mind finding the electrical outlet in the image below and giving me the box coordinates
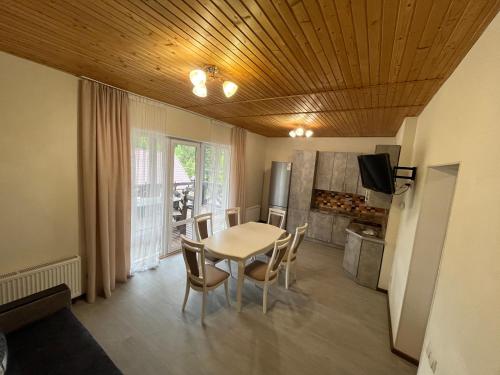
[426,344,438,374]
[430,359,438,373]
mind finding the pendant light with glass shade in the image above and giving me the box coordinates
[189,69,207,98]
[222,80,238,98]
[189,65,238,98]
[192,84,207,97]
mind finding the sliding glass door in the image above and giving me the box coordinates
[131,133,231,269]
[200,143,230,232]
[166,140,201,254]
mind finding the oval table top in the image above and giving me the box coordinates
[202,222,286,261]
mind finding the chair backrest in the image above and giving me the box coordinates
[267,208,286,229]
[225,207,241,228]
[287,223,308,261]
[266,234,292,281]
[194,213,213,240]
[180,235,206,287]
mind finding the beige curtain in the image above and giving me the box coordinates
[229,127,247,220]
[79,80,131,303]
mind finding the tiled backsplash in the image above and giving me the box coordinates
[312,189,387,217]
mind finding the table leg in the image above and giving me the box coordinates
[236,260,245,312]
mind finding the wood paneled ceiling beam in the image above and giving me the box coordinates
[215,105,424,120]
[184,78,442,108]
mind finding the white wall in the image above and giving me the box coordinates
[0,51,266,275]
[129,95,233,145]
[245,132,267,218]
[389,13,500,375]
[261,137,396,220]
[397,165,459,358]
[0,51,79,274]
[378,118,417,290]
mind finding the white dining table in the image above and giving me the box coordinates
[202,221,286,312]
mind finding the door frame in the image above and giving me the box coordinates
[165,138,202,254]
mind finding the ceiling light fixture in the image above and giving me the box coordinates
[189,66,238,98]
[223,81,238,98]
[289,127,313,138]
[189,69,206,86]
[192,84,207,98]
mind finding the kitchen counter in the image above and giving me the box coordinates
[343,222,386,290]
[345,222,385,245]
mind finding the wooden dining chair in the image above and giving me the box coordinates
[194,212,232,276]
[180,235,230,324]
[244,234,292,313]
[283,223,308,289]
[267,208,286,229]
[265,222,308,289]
[225,207,241,228]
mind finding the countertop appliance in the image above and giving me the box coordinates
[268,161,292,214]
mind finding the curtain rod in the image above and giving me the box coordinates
[80,76,233,129]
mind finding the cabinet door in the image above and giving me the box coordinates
[343,233,361,276]
[288,150,317,211]
[287,208,309,235]
[307,211,333,243]
[344,153,360,194]
[314,152,334,190]
[330,152,347,192]
[332,215,351,247]
[357,241,384,289]
[356,175,366,196]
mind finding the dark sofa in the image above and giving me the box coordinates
[0,284,121,375]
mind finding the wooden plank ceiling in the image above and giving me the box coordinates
[1,1,498,136]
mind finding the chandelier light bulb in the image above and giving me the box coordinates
[289,130,297,137]
[305,130,313,138]
[295,127,304,136]
[189,69,207,86]
[192,84,207,97]
[223,81,238,98]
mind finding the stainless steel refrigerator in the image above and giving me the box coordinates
[268,161,292,214]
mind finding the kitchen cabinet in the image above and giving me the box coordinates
[307,211,333,243]
[305,210,352,248]
[330,152,347,192]
[357,241,385,289]
[356,175,366,196]
[314,152,334,190]
[332,215,351,247]
[287,150,317,234]
[315,151,363,195]
[343,233,362,275]
[287,208,309,236]
[288,150,317,211]
[344,153,361,194]
[343,225,385,290]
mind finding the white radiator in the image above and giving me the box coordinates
[0,256,82,305]
[245,205,261,223]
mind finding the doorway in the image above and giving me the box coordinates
[396,164,459,359]
[166,139,201,254]
[131,132,231,265]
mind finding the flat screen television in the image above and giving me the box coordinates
[357,153,395,194]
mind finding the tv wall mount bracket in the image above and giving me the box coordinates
[393,166,417,181]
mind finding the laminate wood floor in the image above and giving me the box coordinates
[73,240,417,375]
